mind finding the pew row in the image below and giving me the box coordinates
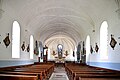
[65,63,120,80]
[79,75,120,80]
[0,74,37,80]
[0,62,55,80]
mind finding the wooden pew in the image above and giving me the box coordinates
[30,63,54,79]
[78,75,120,80]
[13,68,46,80]
[0,70,42,80]
[71,70,118,80]
[65,63,120,80]
[79,77,120,80]
[0,74,37,80]
[17,64,54,79]
[11,65,53,80]
[74,73,120,80]
[0,63,54,80]
[0,63,55,80]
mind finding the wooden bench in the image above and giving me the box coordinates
[65,63,120,80]
[13,68,46,80]
[78,75,120,80]
[0,74,37,80]
[0,70,42,80]
[0,63,55,80]
[15,64,54,79]
[79,77,120,80]
[74,73,120,80]
[73,71,119,80]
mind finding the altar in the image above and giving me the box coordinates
[55,57,65,63]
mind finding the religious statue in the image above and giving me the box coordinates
[34,40,39,55]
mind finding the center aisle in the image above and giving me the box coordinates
[49,66,69,80]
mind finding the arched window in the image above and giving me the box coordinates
[74,46,77,61]
[47,48,50,60]
[100,21,108,60]
[30,35,34,59]
[12,21,20,58]
[86,35,90,64]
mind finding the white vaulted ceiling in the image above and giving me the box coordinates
[2,0,117,50]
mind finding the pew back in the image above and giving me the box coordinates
[0,74,37,80]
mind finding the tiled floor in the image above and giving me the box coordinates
[49,67,69,80]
